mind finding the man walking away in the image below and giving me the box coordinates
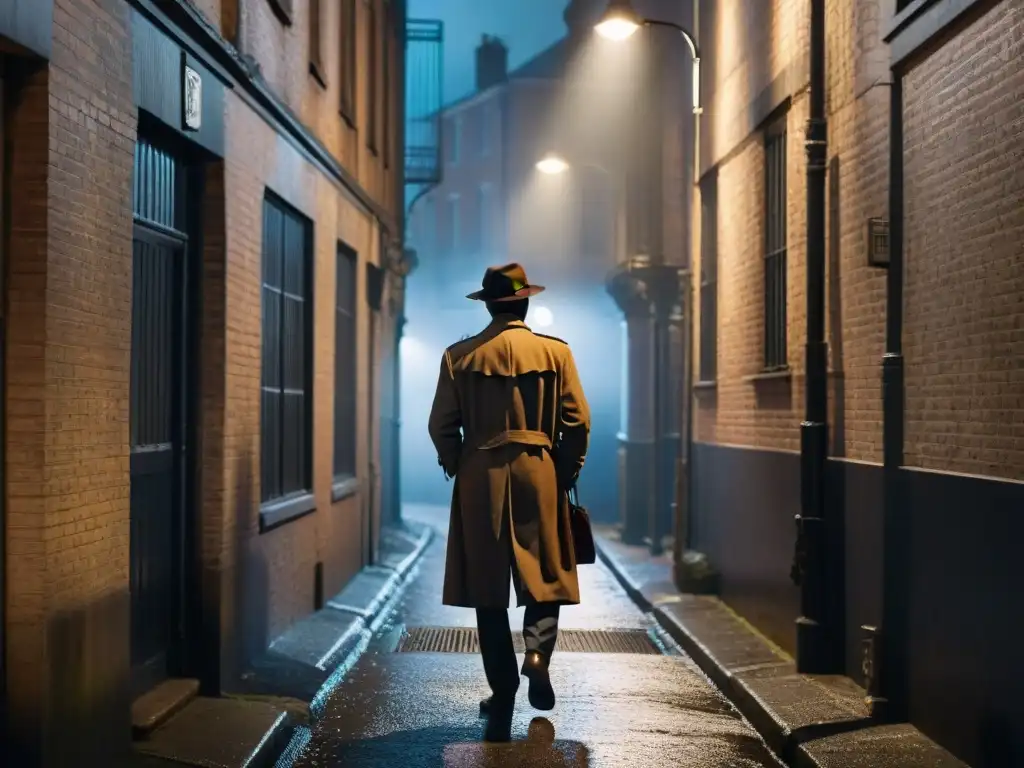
[428,263,591,727]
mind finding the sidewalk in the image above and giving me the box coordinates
[131,514,435,767]
[593,527,970,768]
[283,504,786,767]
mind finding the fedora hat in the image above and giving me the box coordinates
[466,262,546,302]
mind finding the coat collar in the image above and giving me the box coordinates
[486,315,531,334]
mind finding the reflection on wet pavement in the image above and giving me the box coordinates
[287,506,781,767]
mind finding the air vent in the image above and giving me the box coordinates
[396,627,659,654]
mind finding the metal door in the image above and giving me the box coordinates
[129,138,190,695]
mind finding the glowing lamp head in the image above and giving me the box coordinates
[595,0,642,40]
[535,154,569,175]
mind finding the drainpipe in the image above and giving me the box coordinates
[793,0,836,674]
[869,75,909,723]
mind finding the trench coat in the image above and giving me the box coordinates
[428,315,591,608]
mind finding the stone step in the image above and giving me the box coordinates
[131,678,200,737]
[134,696,291,768]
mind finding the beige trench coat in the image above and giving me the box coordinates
[428,315,591,608]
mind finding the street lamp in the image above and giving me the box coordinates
[595,0,702,115]
[536,153,569,175]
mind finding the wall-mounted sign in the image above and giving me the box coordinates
[183,63,202,132]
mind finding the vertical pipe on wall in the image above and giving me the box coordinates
[873,73,909,723]
[795,0,836,674]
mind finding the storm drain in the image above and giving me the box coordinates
[396,627,659,654]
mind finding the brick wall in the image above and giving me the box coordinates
[902,0,1024,480]
[694,0,890,463]
[5,0,137,760]
[211,90,381,679]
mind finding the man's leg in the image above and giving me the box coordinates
[476,607,518,714]
[521,600,560,710]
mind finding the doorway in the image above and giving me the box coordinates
[129,134,197,696]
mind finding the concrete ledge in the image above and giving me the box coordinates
[595,533,969,768]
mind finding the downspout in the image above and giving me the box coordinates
[794,0,838,674]
[870,72,909,723]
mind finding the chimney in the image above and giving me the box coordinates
[475,35,508,92]
[563,0,605,35]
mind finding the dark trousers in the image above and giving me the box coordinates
[476,601,560,695]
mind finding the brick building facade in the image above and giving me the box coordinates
[689,0,1024,763]
[0,0,405,763]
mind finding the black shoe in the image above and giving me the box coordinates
[479,689,517,718]
[521,650,555,711]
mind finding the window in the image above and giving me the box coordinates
[334,243,358,480]
[266,0,293,25]
[479,106,491,156]
[699,171,718,382]
[382,1,392,168]
[366,0,379,153]
[309,0,326,86]
[340,0,357,125]
[446,117,462,165]
[763,118,788,371]
[446,195,460,253]
[261,195,313,508]
[478,184,492,253]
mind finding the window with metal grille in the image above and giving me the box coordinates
[763,119,788,371]
[699,171,718,382]
[366,0,379,153]
[261,195,313,504]
[334,243,358,479]
[340,0,357,125]
[383,0,392,168]
[309,0,326,87]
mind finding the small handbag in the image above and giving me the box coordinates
[567,484,596,565]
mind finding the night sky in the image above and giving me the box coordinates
[407,0,570,102]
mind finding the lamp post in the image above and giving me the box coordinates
[594,1,716,572]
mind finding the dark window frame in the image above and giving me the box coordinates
[699,170,719,383]
[334,242,358,487]
[366,0,380,154]
[260,193,315,530]
[382,0,392,169]
[266,0,294,25]
[309,0,327,88]
[340,0,358,127]
[763,116,788,372]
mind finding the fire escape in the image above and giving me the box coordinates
[381,16,443,526]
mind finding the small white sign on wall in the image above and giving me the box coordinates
[183,64,202,132]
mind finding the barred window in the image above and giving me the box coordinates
[261,195,313,505]
[366,0,380,153]
[340,0,357,125]
[309,0,326,86]
[334,243,358,479]
[764,118,788,371]
[699,171,718,382]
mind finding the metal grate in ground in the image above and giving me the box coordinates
[396,626,660,654]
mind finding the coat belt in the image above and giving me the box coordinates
[473,429,552,451]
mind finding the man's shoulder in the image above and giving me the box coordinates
[531,331,569,346]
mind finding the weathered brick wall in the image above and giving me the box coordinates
[5,0,136,760]
[694,0,890,462]
[215,90,379,677]
[902,0,1024,480]
[188,0,399,220]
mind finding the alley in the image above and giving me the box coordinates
[286,506,781,767]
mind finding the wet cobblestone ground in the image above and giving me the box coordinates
[288,505,781,767]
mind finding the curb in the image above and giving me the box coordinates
[269,522,435,766]
[594,537,968,768]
